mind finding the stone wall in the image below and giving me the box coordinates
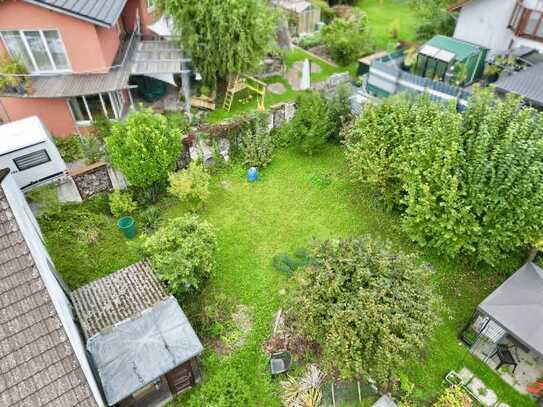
[70,162,113,200]
[185,102,298,164]
[311,72,351,93]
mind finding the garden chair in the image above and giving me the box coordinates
[489,344,518,374]
[270,351,292,376]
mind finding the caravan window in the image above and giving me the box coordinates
[13,149,51,171]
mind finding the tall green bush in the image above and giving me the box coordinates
[282,91,333,155]
[240,112,274,168]
[108,191,137,218]
[142,215,217,297]
[327,84,353,141]
[345,88,543,264]
[106,108,181,188]
[288,237,440,387]
[54,136,83,163]
[321,16,373,65]
[168,161,211,210]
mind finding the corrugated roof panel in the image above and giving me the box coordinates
[24,0,128,27]
[495,63,543,107]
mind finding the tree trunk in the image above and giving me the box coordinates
[527,246,539,263]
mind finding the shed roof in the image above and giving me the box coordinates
[71,260,169,338]
[24,0,128,28]
[0,116,50,156]
[425,35,485,61]
[0,171,97,407]
[478,262,543,356]
[87,297,203,405]
[495,63,543,108]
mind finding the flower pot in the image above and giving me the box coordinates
[117,216,136,239]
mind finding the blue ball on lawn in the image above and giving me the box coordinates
[247,167,258,182]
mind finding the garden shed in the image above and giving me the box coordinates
[414,35,488,85]
[71,260,203,407]
[271,0,321,35]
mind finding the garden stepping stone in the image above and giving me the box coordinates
[268,82,287,95]
[466,377,498,406]
[458,367,474,383]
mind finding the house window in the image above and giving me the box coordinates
[0,29,70,73]
[68,91,125,125]
[509,3,543,41]
[13,149,51,171]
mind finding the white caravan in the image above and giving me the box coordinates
[0,116,67,190]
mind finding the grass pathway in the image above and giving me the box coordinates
[169,146,382,405]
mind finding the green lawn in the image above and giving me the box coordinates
[356,0,422,49]
[38,146,535,406]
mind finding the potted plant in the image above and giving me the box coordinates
[0,56,30,94]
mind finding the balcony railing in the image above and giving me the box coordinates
[509,0,543,42]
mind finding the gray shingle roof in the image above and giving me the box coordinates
[495,63,543,108]
[71,260,169,339]
[24,0,128,27]
[0,174,98,407]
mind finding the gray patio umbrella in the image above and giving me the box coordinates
[477,262,543,357]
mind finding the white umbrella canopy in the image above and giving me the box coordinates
[148,15,174,37]
[478,262,543,356]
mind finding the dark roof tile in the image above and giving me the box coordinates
[0,184,98,406]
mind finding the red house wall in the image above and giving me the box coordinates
[0,0,121,73]
[0,97,76,137]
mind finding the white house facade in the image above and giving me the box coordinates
[452,0,543,53]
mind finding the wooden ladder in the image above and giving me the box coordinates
[223,75,245,111]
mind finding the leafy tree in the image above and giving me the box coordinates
[283,91,333,154]
[142,215,217,297]
[411,0,456,41]
[155,0,276,86]
[345,88,543,265]
[105,108,181,188]
[240,112,274,168]
[321,16,373,65]
[168,161,211,210]
[288,237,440,387]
